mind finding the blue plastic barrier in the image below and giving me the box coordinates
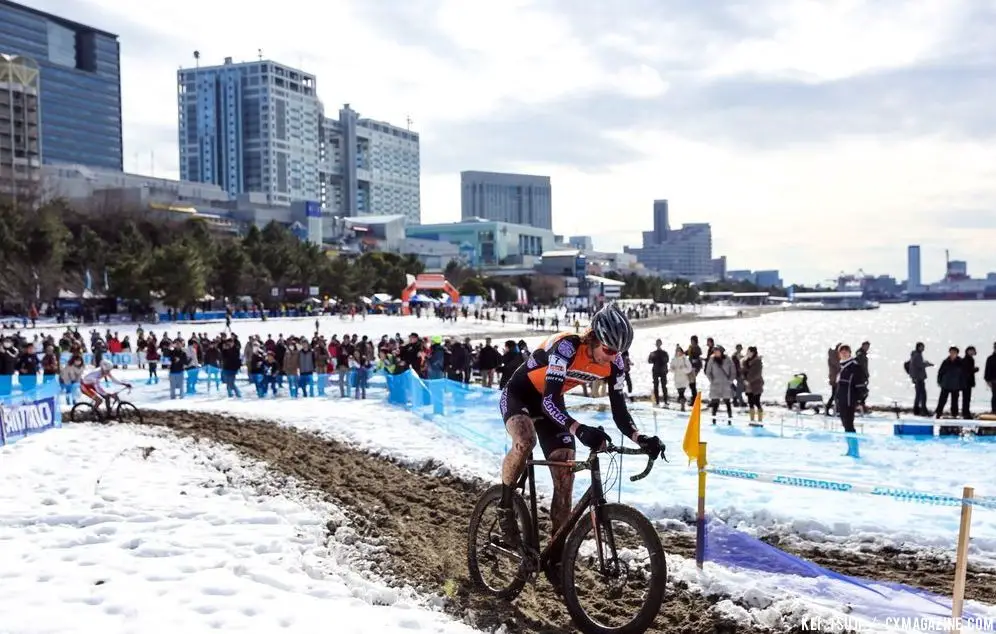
[0,381,62,447]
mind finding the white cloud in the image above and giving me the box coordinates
[702,0,963,81]
[25,0,996,284]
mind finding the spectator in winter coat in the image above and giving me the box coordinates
[826,344,842,412]
[731,344,746,407]
[478,337,500,388]
[855,341,871,408]
[427,337,446,380]
[836,345,867,434]
[336,337,354,397]
[60,353,85,404]
[648,339,670,407]
[935,347,963,418]
[669,346,692,409]
[961,346,979,420]
[41,345,60,382]
[145,338,161,384]
[283,339,301,397]
[167,341,189,400]
[220,338,242,398]
[908,343,933,416]
[298,341,316,397]
[743,347,764,423]
[986,342,996,415]
[704,346,735,425]
[498,341,522,390]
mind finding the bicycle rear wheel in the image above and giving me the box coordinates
[116,401,143,424]
[69,401,103,423]
[466,484,533,600]
[561,503,667,634]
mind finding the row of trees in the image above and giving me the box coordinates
[0,202,539,312]
[0,199,795,313]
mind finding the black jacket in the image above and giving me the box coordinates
[221,345,242,372]
[835,358,867,410]
[985,352,996,384]
[498,350,523,390]
[17,352,39,375]
[0,346,19,375]
[648,349,669,375]
[936,357,963,392]
[961,355,978,390]
[168,350,189,374]
[478,345,500,371]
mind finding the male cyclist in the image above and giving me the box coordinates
[497,304,664,572]
[81,360,132,415]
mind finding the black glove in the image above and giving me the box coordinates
[575,424,611,451]
[637,434,665,459]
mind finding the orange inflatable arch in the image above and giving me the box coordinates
[400,274,460,315]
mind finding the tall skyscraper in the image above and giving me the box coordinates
[625,201,713,278]
[907,245,921,289]
[460,171,552,230]
[653,199,669,242]
[0,54,41,197]
[177,57,322,206]
[0,0,122,170]
[322,104,420,224]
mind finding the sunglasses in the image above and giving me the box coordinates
[599,344,618,356]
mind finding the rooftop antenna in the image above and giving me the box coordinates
[406,115,413,130]
[193,50,200,69]
[258,48,263,61]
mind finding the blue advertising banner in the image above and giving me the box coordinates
[305,201,321,218]
[0,383,62,447]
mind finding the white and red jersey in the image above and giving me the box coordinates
[81,369,127,394]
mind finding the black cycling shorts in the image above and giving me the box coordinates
[499,387,575,457]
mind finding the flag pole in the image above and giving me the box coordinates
[695,441,708,569]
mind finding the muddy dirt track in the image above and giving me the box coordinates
[108,411,993,633]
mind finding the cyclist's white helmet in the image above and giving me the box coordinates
[99,360,113,372]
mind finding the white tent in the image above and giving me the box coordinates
[372,293,393,303]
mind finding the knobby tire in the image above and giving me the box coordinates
[561,503,667,634]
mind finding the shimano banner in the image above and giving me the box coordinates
[0,388,60,446]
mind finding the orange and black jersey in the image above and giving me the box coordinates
[505,332,638,439]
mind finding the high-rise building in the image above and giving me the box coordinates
[0,0,122,170]
[460,171,552,230]
[653,200,669,242]
[177,57,322,206]
[907,245,921,289]
[322,104,420,225]
[625,201,713,279]
[0,53,41,198]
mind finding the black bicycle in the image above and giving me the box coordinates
[467,441,667,634]
[69,388,143,424]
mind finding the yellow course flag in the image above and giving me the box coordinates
[682,392,703,465]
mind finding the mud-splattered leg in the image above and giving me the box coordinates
[501,415,536,487]
[547,447,575,537]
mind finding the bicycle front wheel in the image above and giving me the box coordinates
[561,503,667,634]
[116,401,143,424]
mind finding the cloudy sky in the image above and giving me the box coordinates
[28,0,996,283]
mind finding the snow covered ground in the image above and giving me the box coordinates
[0,423,476,634]
[117,387,996,632]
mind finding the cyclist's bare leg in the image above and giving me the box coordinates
[501,414,536,488]
[547,447,575,536]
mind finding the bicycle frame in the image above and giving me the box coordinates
[516,453,608,570]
